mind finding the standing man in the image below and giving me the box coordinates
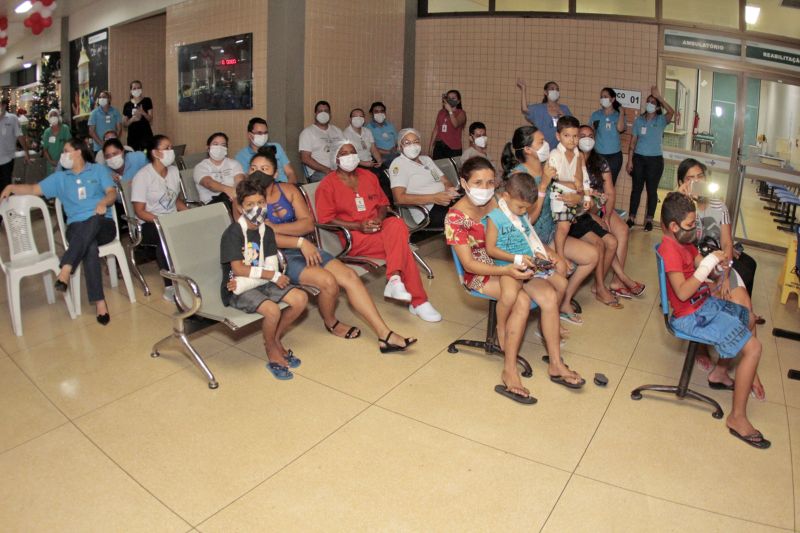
[298,100,343,182]
[0,98,30,194]
[235,117,298,183]
[87,90,123,152]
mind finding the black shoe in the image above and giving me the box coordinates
[54,279,68,292]
[643,221,653,232]
[626,218,635,228]
[96,313,110,325]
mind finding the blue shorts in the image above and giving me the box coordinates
[283,248,335,284]
[669,296,751,358]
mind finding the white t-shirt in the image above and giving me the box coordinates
[298,123,344,173]
[343,125,375,161]
[547,144,590,214]
[131,164,182,222]
[0,114,22,165]
[389,154,446,217]
[193,157,245,204]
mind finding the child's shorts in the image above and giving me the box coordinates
[229,283,295,314]
[669,296,751,358]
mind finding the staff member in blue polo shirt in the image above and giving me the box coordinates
[102,138,148,183]
[234,117,297,184]
[0,138,118,324]
[88,90,123,152]
[365,101,399,167]
[589,87,627,185]
[626,86,674,232]
[517,79,572,149]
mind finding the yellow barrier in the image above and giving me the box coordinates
[780,236,799,307]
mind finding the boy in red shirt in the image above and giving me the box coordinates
[660,192,768,449]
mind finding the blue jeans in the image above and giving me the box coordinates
[670,296,751,358]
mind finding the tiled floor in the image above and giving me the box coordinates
[1,219,798,532]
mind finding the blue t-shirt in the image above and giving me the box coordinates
[632,114,668,157]
[512,163,555,244]
[589,109,622,155]
[118,151,149,182]
[39,163,115,223]
[87,106,123,151]
[525,103,572,149]
[365,120,398,151]
[235,143,290,183]
[485,208,534,266]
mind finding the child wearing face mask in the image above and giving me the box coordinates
[460,121,494,170]
[220,178,308,381]
[659,192,768,449]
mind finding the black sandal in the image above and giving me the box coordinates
[54,279,68,293]
[325,320,361,340]
[379,331,417,354]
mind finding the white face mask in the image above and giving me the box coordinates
[316,111,330,125]
[338,153,360,172]
[464,184,495,206]
[252,133,268,147]
[600,97,612,108]
[402,144,422,159]
[48,116,60,126]
[131,89,142,98]
[474,136,488,148]
[536,140,551,162]
[106,153,125,170]
[350,116,365,128]
[373,113,386,124]
[158,149,175,167]
[98,98,109,108]
[578,138,595,153]
[547,90,560,102]
[209,145,227,160]
[645,102,657,114]
[60,152,75,170]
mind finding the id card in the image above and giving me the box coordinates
[640,126,647,135]
[49,136,56,143]
[441,124,447,133]
[552,117,558,127]
[105,115,111,124]
[77,186,87,200]
[355,195,366,212]
[605,122,612,130]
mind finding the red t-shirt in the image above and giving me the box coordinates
[315,168,390,224]
[660,235,710,317]
[434,108,466,150]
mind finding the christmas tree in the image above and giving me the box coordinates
[28,54,60,148]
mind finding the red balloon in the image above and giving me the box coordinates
[41,0,55,5]
[32,25,42,35]
[42,17,51,28]
[23,17,31,27]
[0,17,8,30]
[31,12,42,23]
[0,38,7,46]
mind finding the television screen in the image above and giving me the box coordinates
[177,33,252,112]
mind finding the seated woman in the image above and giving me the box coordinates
[0,138,118,324]
[389,128,459,229]
[675,158,765,399]
[102,138,148,184]
[246,148,416,353]
[501,125,599,325]
[316,141,442,322]
[131,134,188,302]
[193,132,246,213]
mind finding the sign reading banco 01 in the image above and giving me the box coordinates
[613,89,642,110]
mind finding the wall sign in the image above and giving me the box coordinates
[613,89,642,110]
[69,29,108,123]
[664,30,742,59]
[745,42,800,73]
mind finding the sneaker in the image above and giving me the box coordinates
[409,302,442,322]
[643,221,653,232]
[626,218,635,228]
[383,276,412,302]
[162,285,176,302]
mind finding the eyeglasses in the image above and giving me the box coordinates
[401,139,421,147]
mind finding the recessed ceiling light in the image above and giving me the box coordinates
[15,1,33,14]
[745,5,761,24]
[23,62,32,68]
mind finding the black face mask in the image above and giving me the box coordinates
[250,170,274,189]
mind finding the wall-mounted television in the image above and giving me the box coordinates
[177,33,252,112]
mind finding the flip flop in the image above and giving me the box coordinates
[596,296,624,309]
[284,350,301,369]
[728,427,771,449]
[570,298,582,314]
[379,330,417,354]
[494,384,537,405]
[559,312,583,325]
[708,379,734,391]
[629,282,646,296]
[325,319,361,339]
[610,287,633,300]
[549,373,586,389]
[266,362,293,380]
[754,314,766,325]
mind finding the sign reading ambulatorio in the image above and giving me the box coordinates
[664,30,742,59]
[745,42,800,73]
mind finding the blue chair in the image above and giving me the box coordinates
[630,244,724,419]
[446,247,534,378]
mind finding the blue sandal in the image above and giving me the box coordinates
[266,362,294,380]
[284,350,301,369]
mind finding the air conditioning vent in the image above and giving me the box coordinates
[780,0,800,8]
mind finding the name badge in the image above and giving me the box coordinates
[49,136,56,143]
[361,140,367,150]
[552,117,558,127]
[77,186,87,200]
[441,124,447,133]
[105,115,111,124]
[605,122,611,130]
[382,132,389,139]
[640,126,647,135]
[355,194,366,212]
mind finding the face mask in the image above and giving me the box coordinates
[98,98,109,108]
[131,89,142,98]
[402,144,421,159]
[338,153,360,172]
[373,113,386,124]
[250,170,274,189]
[48,116,59,126]
[547,90,560,102]
[158,149,175,167]
[675,225,699,244]
[578,138,595,153]
[316,112,330,125]
[244,206,265,225]
[209,145,227,160]
[600,97,612,108]
[646,102,657,114]
[536,140,551,162]
[350,116,365,128]
[464,184,495,206]
[106,154,125,170]
[446,98,459,107]
[252,133,268,147]
[474,136,488,149]
[60,152,74,170]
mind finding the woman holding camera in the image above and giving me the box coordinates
[429,89,466,159]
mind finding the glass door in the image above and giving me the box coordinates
[733,77,800,250]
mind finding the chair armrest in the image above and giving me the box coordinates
[315,222,353,258]
[393,204,431,233]
[184,200,204,209]
[159,270,202,318]
[121,215,143,246]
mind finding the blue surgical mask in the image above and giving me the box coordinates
[646,102,657,114]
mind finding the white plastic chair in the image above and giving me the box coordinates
[54,199,136,314]
[0,195,77,336]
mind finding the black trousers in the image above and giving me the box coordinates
[629,154,664,220]
[140,221,171,287]
[63,215,117,302]
[600,151,623,186]
[432,141,462,160]
[427,203,448,229]
[0,159,13,191]
[732,251,757,296]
